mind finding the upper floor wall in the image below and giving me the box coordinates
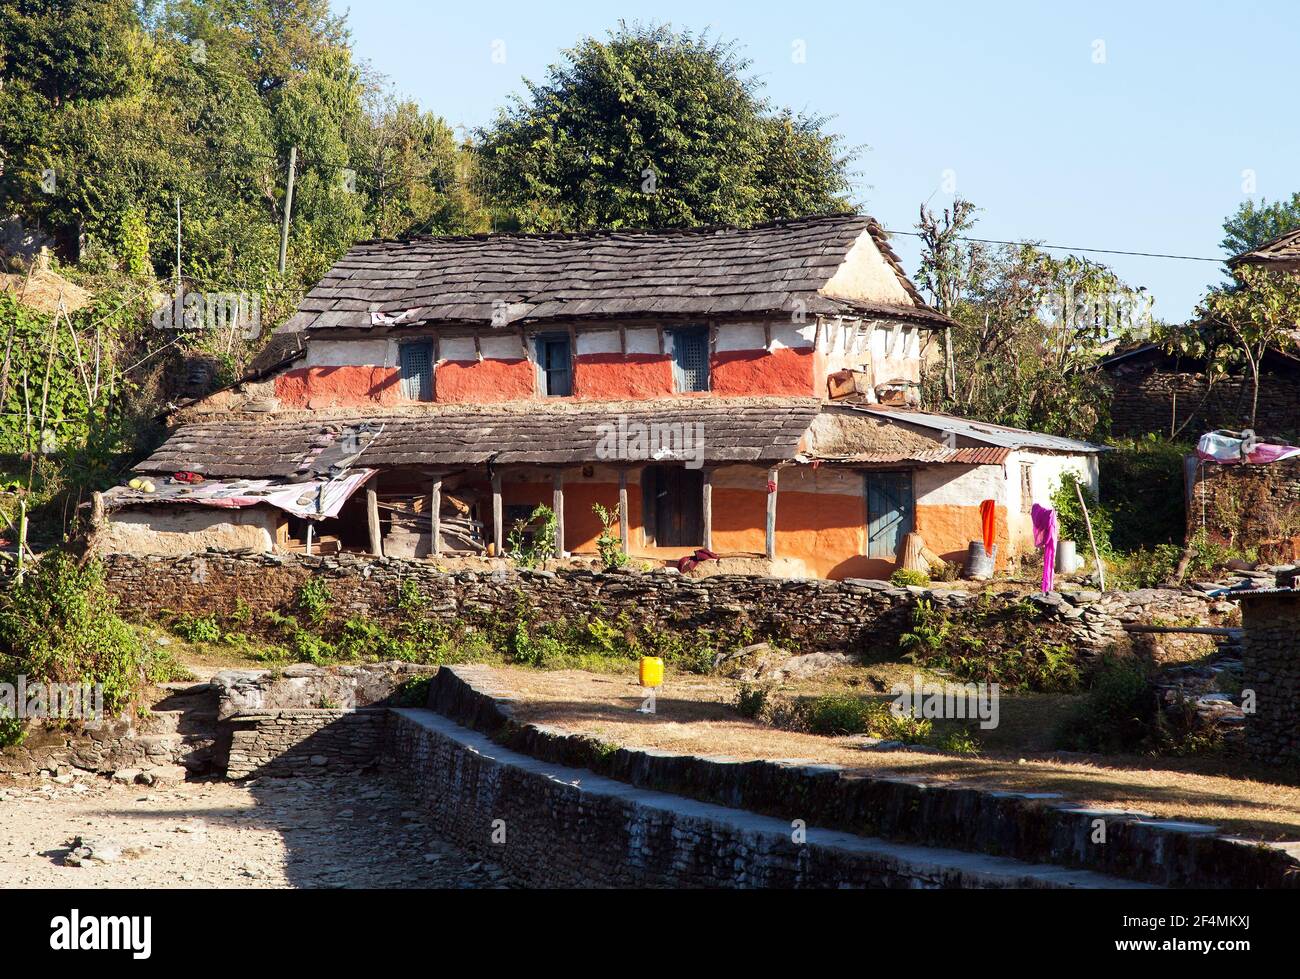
[269,315,940,409]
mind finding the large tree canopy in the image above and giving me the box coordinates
[0,0,486,295]
[477,22,856,231]
[1221,193,1300,257]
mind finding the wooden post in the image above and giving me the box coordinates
[702,469,713,551]
[15,498,26,583]
[430,477,442,557]
[367,482,382,557]
[305,522,314,557]
[491,472,503,555]
[1074,480,1106,592]
[765,468,778,561]
[618,470,630,555]
[278,145,297,274]
[552,471,565,556]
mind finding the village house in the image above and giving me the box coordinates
[1101,229,1300,441]
[93,215,1100,580]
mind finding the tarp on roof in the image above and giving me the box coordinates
[1197,431,1300,466]
[101,469,376,520]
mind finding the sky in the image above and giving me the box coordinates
[331,0,1300,323]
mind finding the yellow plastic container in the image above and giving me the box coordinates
[639,656,664,689]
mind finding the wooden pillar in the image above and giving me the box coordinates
[491,471,503,555]
[367,481,382,557]
[552,471,565,555]
[430,476,442,556]
[618,470,630,555]
[702,469,713,551]
[765,467,778,561]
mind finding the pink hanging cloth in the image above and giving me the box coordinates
[1031,504,1058,594]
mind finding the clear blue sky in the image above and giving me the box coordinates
[331,0,1300,323]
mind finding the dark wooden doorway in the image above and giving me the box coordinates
[646,465,703,547]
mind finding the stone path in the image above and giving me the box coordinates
[0,771,512,888]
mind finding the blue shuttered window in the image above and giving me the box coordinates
[535,334,572,396]
[866,471,914,559]
[670,327,709,393]
[399,341,433,401]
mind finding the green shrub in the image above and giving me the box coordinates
[890,567,929,587]
[735,682,769,719]
[0,554,144,740]
[1055,653,1152,753]
[938,728,981,755]
[507,505,557,568]
[1101,437,1192,551]
[592,503,628,570]
[295,578,333,626]
[172,613,222,644]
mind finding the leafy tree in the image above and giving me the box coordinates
[1221,193,1300,257]
[915,197,1150,440]
[478,22,854,231]
[1196,263,1300,427]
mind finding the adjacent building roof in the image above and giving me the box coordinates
[1230,228,1300,268]
[135,398,824,477]
[849,405,1103,454]
[280,214,953,334]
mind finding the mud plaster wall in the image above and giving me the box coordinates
[93,506,279,557]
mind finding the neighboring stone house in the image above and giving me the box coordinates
[1100,342,1300,441]
[1102,228,1300,441]
[95,215,1100,580]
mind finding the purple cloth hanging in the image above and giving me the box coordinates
[1031,504,1058,594]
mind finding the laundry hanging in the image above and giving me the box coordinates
[978,499,996,558]
[1031,503,1058,594]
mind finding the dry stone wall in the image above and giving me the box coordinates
[99,551,1233,658]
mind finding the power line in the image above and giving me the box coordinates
[882,228,1226,263]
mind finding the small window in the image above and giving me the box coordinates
[399,341,433,401]
[535,333,572,397]
[670,327,709,393]
[1020,463,1034,514]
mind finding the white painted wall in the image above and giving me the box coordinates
[914,464,1008,507]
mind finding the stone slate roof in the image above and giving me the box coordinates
[136,399,824,477]
[1231,228,1300,267]
[281,214,952,333]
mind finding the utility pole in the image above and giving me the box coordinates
[278,146,297,275]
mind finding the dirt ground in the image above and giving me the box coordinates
[487,664,1300,841]
[0,771,510,889]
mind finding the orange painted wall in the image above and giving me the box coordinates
[275,366,403,409]
[914,503,1010,570]
[502,477,642,553]
[572,353,674,399]
[710,347,815,397]
[434,359,535,403]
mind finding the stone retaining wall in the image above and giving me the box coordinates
[384,707,1141,889]
[225,709,388,779]
[426,666,1300,889]
[1238,592,1300,766]
[99,551,1233,657]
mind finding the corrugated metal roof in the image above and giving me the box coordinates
[810,446,1011,465]
[848,405,1103,454]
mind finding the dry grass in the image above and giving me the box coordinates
[485,663,1300,841]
